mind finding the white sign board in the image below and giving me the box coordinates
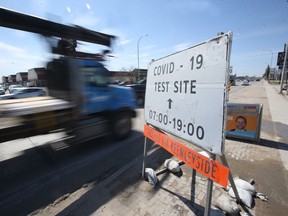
[144,33,232,155]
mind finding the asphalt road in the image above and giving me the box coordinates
[229,81,251,96]
[0,108,151,215]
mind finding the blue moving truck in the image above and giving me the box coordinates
[46,57,137,141]
[0,8,137,142]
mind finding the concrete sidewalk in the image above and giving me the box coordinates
[264,81,288,172]
[34,80,288,216]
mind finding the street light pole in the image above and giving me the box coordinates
[137,34,148,81]
[268,50,273,67]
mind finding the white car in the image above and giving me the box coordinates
[241,80,249,86]
[8,84,25,93]
[0,87,46,99]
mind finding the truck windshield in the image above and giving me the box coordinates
[81,66,109,87]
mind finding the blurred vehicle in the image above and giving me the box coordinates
[26,81,35,87]
[0,87,5,95]
[119,80,133,85]
[107,80,121,85]
[241,80,249,86]
[125,78,147,106]
[8,84,24,93]
[256,78,261,81]
[0,8,137,143]
[0,87,46,99]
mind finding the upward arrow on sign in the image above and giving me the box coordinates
[168,98,173,109]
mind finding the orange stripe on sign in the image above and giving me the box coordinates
[144,124,229,188]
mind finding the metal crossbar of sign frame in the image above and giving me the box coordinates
[144,32,232,155]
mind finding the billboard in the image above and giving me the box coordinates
[226,103,263,142]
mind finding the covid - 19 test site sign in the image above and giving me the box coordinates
[144,32,232,155]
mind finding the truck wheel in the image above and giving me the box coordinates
[112,111,132,140]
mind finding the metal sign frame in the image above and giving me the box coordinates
[144,32,233,155]
[142,32,247,216]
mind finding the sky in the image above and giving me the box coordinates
[0,0,288,79]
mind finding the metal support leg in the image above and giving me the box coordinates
[220,154,250,213]
[191,169,196,204]
[220,154,241,203]
[204,154,216,216]
[142,137,148,179]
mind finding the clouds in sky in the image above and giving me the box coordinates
[1,0,288,77]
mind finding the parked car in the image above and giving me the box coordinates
[107,80,121,85]
[0,87,46,99]
[8,84,25,93]
[125,78,147,106]
[118,80,133,86]
[241,80,249,86]
[0,87,5,95]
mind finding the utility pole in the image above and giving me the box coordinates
[280,44,288,93]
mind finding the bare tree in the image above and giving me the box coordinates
[120,66,135,72]
[119,66,136,82]
[265,65,270,82]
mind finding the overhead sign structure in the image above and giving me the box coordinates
[277,52,286,66]
[144,33,232,155]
